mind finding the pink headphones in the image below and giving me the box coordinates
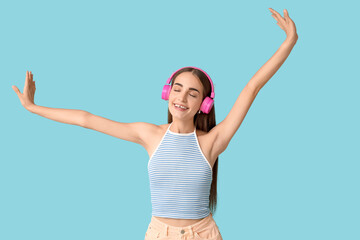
[161,66,215,114]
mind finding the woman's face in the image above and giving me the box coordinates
[169,72,204,119]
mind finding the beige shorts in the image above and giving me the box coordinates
[145,212,223,240]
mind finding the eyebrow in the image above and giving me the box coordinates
[174,83,200,93]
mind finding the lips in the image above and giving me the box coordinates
[174,103,188,111]
[174,103,188,109]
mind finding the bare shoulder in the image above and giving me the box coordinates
[139,121,161,138]
[137,122,165,149]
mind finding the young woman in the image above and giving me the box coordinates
[12,8,297,240]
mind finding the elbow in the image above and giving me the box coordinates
[246,83,260,96]
[80,111,91,128]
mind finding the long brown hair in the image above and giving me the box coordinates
[167,67,219,216]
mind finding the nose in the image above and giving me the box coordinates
[177,91,187,103]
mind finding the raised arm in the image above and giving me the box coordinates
[82,113,157,146]
[27,105,87,126]
[208,8,298,158]
[12,71,155,146]
[12,71,88,127]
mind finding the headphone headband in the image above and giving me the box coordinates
[166,66,215,99]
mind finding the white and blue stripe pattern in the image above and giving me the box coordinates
[148,122,213,219]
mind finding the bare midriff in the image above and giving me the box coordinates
[153,216,205,227]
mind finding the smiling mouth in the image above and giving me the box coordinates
[174,103,188,110]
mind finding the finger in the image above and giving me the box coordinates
[270,8,285,23]
[271,14,283,25]
[282,10,287,23]
[25,71,29,89]
[270,9,280,21]
[285,9,289,17]
[12,85,21,95]
[283,9,290,22]
[271,13,280,22]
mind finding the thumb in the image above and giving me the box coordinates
[284,9,289,18]
[12,85,21,95]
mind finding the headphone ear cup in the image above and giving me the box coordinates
[162,85,171,100]
[200,97,214,114]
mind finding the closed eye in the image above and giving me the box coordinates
[174,90,197,98]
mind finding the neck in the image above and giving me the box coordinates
[170,120,195,134]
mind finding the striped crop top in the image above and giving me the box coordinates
[148,122,213,219]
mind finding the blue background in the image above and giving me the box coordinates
[1,0,359,239]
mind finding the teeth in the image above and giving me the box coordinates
[175,104,187,109]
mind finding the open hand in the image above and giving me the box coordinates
[12,71,36,110]
[269,8,298,40]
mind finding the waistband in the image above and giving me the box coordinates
[149,213,214,238]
